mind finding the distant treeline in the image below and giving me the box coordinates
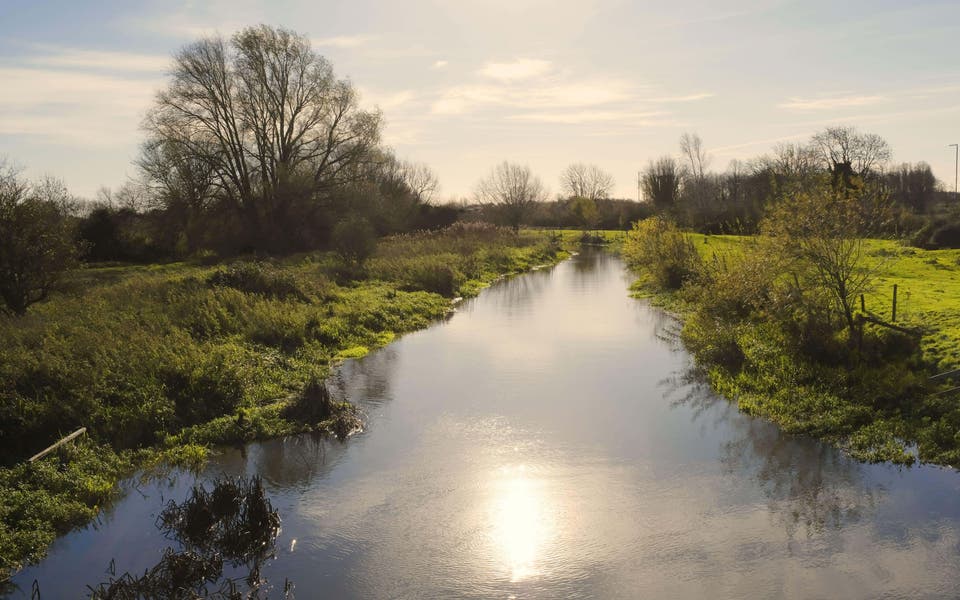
[3,24,959,319]
[636,130,957,245]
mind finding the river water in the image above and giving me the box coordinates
[10,250,960,598]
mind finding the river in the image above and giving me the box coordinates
[9,250,960,598]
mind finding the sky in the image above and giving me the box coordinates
[1,0,958,201]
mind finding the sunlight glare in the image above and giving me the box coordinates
[490,464,552,582]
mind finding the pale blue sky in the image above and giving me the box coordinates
[1,0,958,199]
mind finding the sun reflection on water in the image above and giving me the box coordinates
[489,464,552,582]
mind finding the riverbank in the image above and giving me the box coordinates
[625,231,960,468]
[0,224,568,583]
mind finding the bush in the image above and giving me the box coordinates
[282,377,334,424]
[207,261,306,301]
[623,217,702,289]
[0,169,80,315]
[402,257,464,296]
[332,217,377,269]
[929,222,960,249]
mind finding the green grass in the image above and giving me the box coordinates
[630,233,960,467]
[693,235,960,371]
[0,224,567,581]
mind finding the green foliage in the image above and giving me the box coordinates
[332,216,378,269]
[568,196,599,231]
[0,440,132,580]
[623,216,702,290]
[206,261,307,301]
[0,168,80,316]
[632,231,960,467]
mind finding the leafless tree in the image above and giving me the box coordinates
[144,25,381,248]
[559,163,615,201]
[641,156,682,209]
[810,126,891,178]
[679,132,710,181]
[769,142,820,181]
[401,161,440,204]
[475,161,547,231]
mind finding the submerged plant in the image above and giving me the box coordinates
[88,476,286,599]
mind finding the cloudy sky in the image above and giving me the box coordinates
[1,0,958,200]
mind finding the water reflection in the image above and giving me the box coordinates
[663,364,881,537]
[489,464,551,582]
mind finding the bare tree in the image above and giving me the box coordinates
[679,132,711,181]
[769,142,820,181]
[401,161,440,205]
[641,156,682,209]
[475,161,547,231]
[139,138,219,251]
[144,25,381,248]
[559,163,615,201]
[810,126,891,178]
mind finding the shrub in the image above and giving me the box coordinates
[929,223,960,249]
[207,261,305,301]
[403,258,464,296]
[332,217,377,269]
[0,169,80,315]
[282,377,334,424]
[623,216,702,289]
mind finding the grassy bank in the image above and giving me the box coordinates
[627,231,960,467]
[688,235,960,372]
[0,224,567,582]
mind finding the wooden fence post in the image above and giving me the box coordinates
[892,284,898,323]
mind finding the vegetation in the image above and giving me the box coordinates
[88,475,286,599]
[622,217,701,290]
[0,166,80,316]
[626,218,960,467]
[0,226,566,582]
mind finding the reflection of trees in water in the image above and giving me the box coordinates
[661,365,882,539]
[235,434,333,491]
[330,346,398,409]
[481,268,553,318]
[569,248,622,292]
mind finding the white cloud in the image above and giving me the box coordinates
[778,94,886,111]
[311,34,377,49]
[646,92,715,103]
[506,110,668,124]
[359,88,416,111]
[26,47,170,73]
[431,81,634,115]
[479,58,553,81]
[0,67,158,145]
[432,60,449,69]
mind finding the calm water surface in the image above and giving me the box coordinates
[11,251,960,598]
